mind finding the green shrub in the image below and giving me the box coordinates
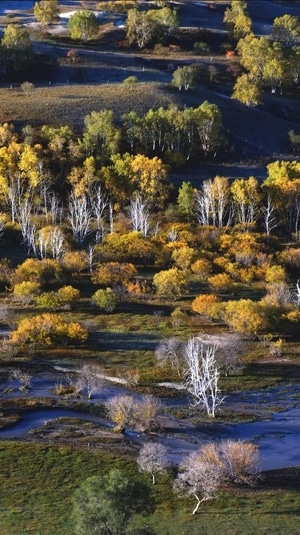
[123,75,139,85]
[92,288,117,312]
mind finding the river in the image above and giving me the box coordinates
[1,371,300,472]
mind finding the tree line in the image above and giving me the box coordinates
[0,116,300,258]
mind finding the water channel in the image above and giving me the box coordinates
[1,370,300,472]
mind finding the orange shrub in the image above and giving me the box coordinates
[191,294,221,316]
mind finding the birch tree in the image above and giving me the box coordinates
[47,192,63,226]
[272,14,300,49]
[68,10,98,42]
[34,0,59,25]
[262,194,280,236]
[223,0,252,41]
[183,337,224,417]
[129,193,150,236]
[18,198,36,254]
[1,24,33,72]
[231,176,261,228]
[46,226,65,260]
[196,176,231,227]
[294,280,300,308]
[68,192,92,245]
[172,66,196,91]
[126,9,155,49]
[195,183,210,226]
[90,185,108,239]
[193,101,223,156]
[35,226,65,260]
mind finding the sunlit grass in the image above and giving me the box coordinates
[0,442,300,535]
[0,442,125,534]
[0,81,181,133]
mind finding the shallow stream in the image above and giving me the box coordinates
[1,371,300,471]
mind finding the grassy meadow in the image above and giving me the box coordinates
[1,442,300,535]
[0,82,181,132]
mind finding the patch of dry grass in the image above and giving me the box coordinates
[0,82,181,132]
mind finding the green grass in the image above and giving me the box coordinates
[0,442,300,535]
[0,442,131,534]
[3,297,300,395]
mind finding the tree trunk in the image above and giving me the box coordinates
[192,493,210,514]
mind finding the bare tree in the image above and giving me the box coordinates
[48,226,65,259]
[87,244,95,272]
[109,200,114,234]
[0,338,19,359]
[18,198,36,254]
[155,337,183,377]
[0,304,14,327]
[47,192,63,225]
[34,226,66,260]
[184,337,224,417]
[68,192,92,245]
[74,364,104,400]
[7,174,24,224]
[293,279,300,308]
[35,228,48,259]
[0,218,5,243]
[174,444,223,514]
[262,194,280,236]
[263,283,292,310]
[195,184,210,226]
[10,368,32,389]
[106,394,161,432]
[196,334,244,377]
[133,395,161,432]
[221,439,260,484]
[129,194,150,236]
[137,442,169,484]
[175,440,259,514]
[167,226,179,242]
[90,185,108,238]
[105,394,135,431]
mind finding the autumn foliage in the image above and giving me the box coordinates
[10,313,88,347]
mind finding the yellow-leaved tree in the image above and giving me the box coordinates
[130,154,169,206]
[13,281,41,305]
[10,313,87,350]
[153,267,188,298]
[222,299,268,336]
[12,258,62,285]
[91,262,137,288]
[263,160,300,236]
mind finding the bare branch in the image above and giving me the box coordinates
[184,337,224,417]
[155,337,183,377]
[137,442,169,484]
